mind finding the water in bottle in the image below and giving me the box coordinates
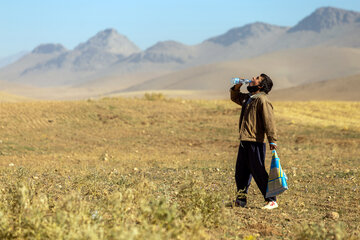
[231,78,252,85]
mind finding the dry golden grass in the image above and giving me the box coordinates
[0,96,359,239]
[0,91,31,102]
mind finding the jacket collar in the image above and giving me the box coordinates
[250,92,266,99]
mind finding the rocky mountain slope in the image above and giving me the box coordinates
[0,7,359,94]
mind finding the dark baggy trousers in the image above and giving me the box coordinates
[235,141,276,202]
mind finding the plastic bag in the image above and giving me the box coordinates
[265,150,288,198]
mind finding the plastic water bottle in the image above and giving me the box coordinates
[231,78,251,85]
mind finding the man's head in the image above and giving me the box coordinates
[248,73,273,94]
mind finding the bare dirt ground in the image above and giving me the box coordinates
[0,95,359,239]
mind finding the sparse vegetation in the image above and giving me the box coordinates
[0,98,359,239]
[143,92,165,101]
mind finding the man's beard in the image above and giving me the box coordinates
[247,85,260,93]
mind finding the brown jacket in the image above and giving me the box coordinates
[230,87,277,144]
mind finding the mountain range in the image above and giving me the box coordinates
[0,51,28,68]
[0,6,360,100]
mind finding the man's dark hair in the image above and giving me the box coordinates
[260,73,273,94]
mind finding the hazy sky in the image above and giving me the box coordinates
[1,0,359,58]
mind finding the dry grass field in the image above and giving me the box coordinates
[0,95,359,239]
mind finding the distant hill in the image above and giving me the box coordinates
[271,74,360,101]
[206,22,288,47]
[0,29,140,86]
[0,90,30,102]
[119,46,360,92]
[0,6,359,100]
[0,44,66,79]
[0,51,29,69]
[127,41,196,64]
[288,7,360,33]
[110,71,360,101]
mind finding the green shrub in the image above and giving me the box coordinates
[144,93,165,101]
[295,222,356,240]
[176,180,225,227]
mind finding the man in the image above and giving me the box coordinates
[230,73,278,210]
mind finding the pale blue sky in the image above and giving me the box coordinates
[0,0,359,58]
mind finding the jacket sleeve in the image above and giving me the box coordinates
[230,86,248,106]
[259,98,277,144]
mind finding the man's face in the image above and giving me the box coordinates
[249,75,263,86]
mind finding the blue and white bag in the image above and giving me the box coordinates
[265,150,288,198]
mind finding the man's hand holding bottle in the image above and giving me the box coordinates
[232,77,251,91]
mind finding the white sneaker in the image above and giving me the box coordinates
[261,201,278,210]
